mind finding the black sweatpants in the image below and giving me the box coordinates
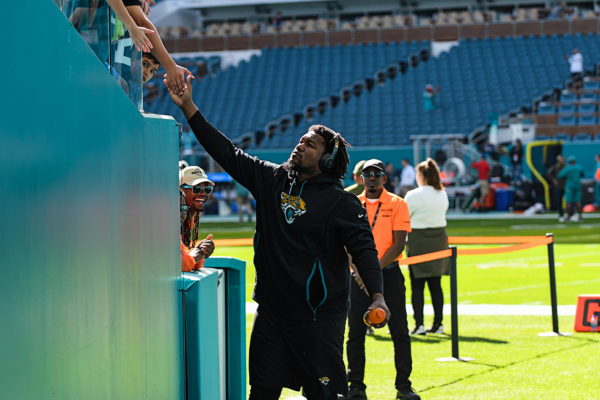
[346,264,412,391]
[409,269,444,327]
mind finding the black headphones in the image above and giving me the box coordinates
[319,135,340,171]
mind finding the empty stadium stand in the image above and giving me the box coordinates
[146,33,599,151]
[157,5,600,52]
[144,40,428,140]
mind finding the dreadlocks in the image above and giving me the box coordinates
[181,212,200,248]
[310,124,351,180]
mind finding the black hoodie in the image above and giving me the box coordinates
[188,112,383,321]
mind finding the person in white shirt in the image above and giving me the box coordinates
[565,48,583,90]
[399,159,416,197]
[404,158,449,335]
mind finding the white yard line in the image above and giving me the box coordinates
[245,302,578,316]
[460,278,600,296]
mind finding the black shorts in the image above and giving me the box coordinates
[122,0,140,6]
[249,307,348,398]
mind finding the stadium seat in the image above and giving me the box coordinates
[554,133,571,141]
[558,115,576,125]
[560,93,578,103]
[573,133,592,142]
[558,104,576,114]
[580,92,598,102]
[583,81,600,90]
[537,104,555,114]
[578,103,596,114]
[578,114,597,125]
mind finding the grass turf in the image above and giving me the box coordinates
[243,315,600,399]
[203,218,600,399]
[200,216,600,243]
[211,244,600,307]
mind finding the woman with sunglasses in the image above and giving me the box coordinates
[179,166,216,272]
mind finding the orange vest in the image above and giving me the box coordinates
[357,188,411,261]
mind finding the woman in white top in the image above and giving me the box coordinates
[404,158,449,335]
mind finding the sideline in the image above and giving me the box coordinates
[245,302,576,316]
[201,212,600,223]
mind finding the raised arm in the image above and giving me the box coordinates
[165,75,275,192]
[105,0,153,53]
[126,3,192,95]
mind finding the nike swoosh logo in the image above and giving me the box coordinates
[358,213,365,218]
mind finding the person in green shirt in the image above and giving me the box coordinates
[558,155,584,222]
[345,160,366,195]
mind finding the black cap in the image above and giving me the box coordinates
[362,159,385,172]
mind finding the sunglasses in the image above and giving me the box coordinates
[181,184,214,194]
[362,171,386,178]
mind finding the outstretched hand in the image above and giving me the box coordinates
[129,26,154,53]
[164,74,193,106]
[164,64,194,96]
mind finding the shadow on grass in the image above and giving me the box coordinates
[371,333,509,345]
[419,335,600,394]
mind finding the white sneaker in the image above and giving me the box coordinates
[427,324,445,334]
[410,325,426,335]
[569,215,581,222]
[558,216,566,223]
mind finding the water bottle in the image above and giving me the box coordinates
[591,314,598,333]
[363,308,386,327]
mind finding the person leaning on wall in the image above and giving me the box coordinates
[180,166,215,272]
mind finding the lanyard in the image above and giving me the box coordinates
[363,202,381,231]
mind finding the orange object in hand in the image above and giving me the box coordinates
[363,308,386,327]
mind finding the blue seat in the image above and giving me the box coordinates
[578,115,597,125]
[560,93,578,103]
[580,92,598,102]
[578,103,596,114]
[558,104,576,114]
[558,115,576,125]
[573,133,592,142]
[554,133,571,141]
[535,135,551,141]
[537,104,555,114]
[583,81,600,90]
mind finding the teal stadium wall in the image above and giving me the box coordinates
[1,2,182,399]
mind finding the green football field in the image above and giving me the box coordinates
[203,217,600,399]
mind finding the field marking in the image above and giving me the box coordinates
[510,224,600,230]
[476,262,563,269]
[245,302,577,316]
[581,263,600,267]
[460,278,600,296]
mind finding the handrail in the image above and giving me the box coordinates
[525,140,563,209]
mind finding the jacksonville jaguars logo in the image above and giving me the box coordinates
[280,192,307,224]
